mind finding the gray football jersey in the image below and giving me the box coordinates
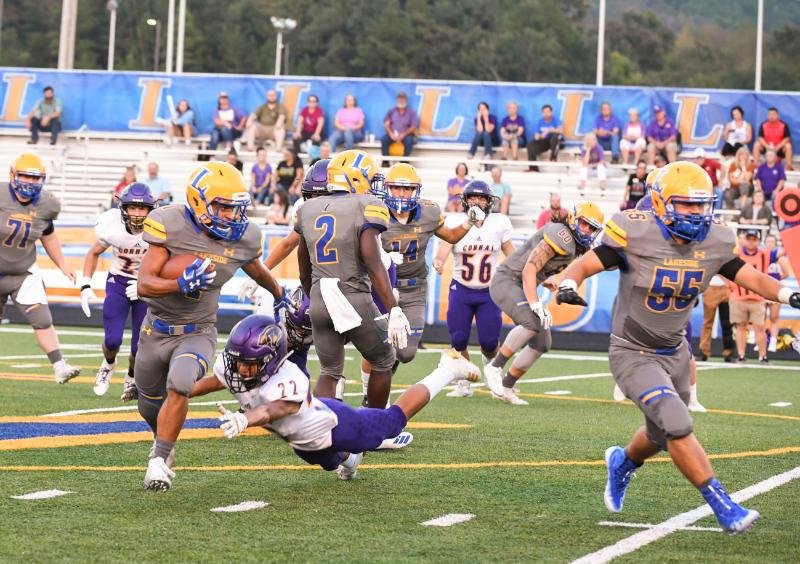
[295,193,390,293]
[496,222,578,284]
[142,205,263,324]
[602,210,737,349]
[0,184,61,275]
[381,199,444,281]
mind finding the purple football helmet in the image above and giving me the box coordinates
[301,158,331,199]
[461,179,496,215]
[284,286,312,349]
[119,182,157,231]
[223,314,288,392]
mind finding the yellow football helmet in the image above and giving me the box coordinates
[326,149,380,194]
[649,161,715,241]
[383,163,422,213]
[9,152,46,203]
[185,161,251,241]
[567,201,604,248]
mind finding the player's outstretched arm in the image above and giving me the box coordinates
[82,241,108,282]
[189,375,226,398]
[263,231,301,270]
[721,257,800,306]
[137,244,181,297]
[242,258,283,301]
[559,248,610,288]
[40,231,76,284]
[556,248,613,306]
[435,210,483,244]
[433,240,452,274]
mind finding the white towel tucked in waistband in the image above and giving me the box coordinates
[319,278,362,333]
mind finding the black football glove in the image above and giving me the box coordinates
[790,292,800,309]
[555,279,588,307]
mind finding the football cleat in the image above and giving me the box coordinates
[701,478,760,534]
[376,432,414,450]
[687,400,707,413]
[120,376,138,402]
[613,384,626,402]
[143,456,176,492]
[438,349,480,383]
[446,380,474,398]
[768,336,777,353]
[54,360,80,384]
[148,439,176,469]
[604,445,637,512]
[492,388,528,406]
[483,363,505,396]
[336,452,363,481]
[93,361,115,396]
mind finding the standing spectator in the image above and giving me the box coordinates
[526,104,564,169]
[26,86,62,145]
[764,234,791,352]
[226,148,244,172]
[753,107,793,170]
[291,94,325,155]
[693,148,722,205]
[309,141,332,166]
[245,89,287,152]
[143,162,172,204]
[209,92,246,151]
[753,149,786,203]
[467,101,498,159]
[646,104,678,164]
[578,133,606,192]
[111,165,137,207]
[738,190,772,226]
[619,108,647,165]
[699,275,735,362]
[621,160,648,210]
[381,91,418,166]
[489,166,512,214]
[720,105,753,157]
[250,146,273,206]
[265,189,292,225]
[274,148,304,203]
[446,162,470,212]
[593,101,621,163]
[536,192,568,228]
[327,94,365,151]
[725,146,756,209]
[729,229,770,363]
[500,101,526,160]
[164,98,195,146]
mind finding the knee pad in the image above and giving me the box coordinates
[396,344,418,364]
[449,329,470,352]
[651,394,694,441]
[167,352,208,396]
[23,303,53,330]
[103,335,123,354]
[527,329,551,353]
[511,346,544,373]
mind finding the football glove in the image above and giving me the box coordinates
[79,283,97,318]
[273,287,289,319]
[125,280,139,301]
[177,258,216,295]
[388,306,411,350]
[529,301,552,330]
[790,292,800,309]
[466,206,486,225]
[237,278,258,302]
[556,279,587,307]
[387,251,404,265]
[217,402,248,439]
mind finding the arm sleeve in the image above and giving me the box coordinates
[42,220,55,236]
[594,244,627,270]
[718,257,747,281]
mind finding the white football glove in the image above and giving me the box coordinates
[388,306,411,350]
[217,402,248,439]
[79,282,97,318]
[388,251,404,265]
[125,280,139,301]
[530,301,552,330]
[466,206,486,225]
[237,278,258,302]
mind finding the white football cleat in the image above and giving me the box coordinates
[336,452,363,481]
[483,363,505,396]
[613,384,626,402]
[120,376,138,402]
[438,349,480,383]
[93,361,115,396]
[446,380,474,398]
[143,456,176,492]
[688,400,707,413]
[493,387,529,406]
[377,431,414,450]
[148,439,176,469]
[53,360,80,384]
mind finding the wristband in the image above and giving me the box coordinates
[777,286,794,304]
[560,279,578,292]
[80,284,91,291]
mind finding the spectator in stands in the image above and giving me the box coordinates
[753,149,786,203]
[489,166,512,214]
[143,162,172,204]
[467,101,499,159]
[266,189,291,225]
[226,148,244,172]
[729,229,770,363]
[619,108,646,165]
[500,101,526,161]
[720,105,752,158]
[327,94,365,151]
[291,94,325,155]
[210,92,246,152]
[654,153,667,169]
[26,86,62,145]
[753,107,793,170]
[693,148,722,205]
[646,104,678,165]
[536,192,568,228]
[250,146,273,206]
[111,166,137,207]
[245,89,286,152]
[446,162,470,212]
[381,91,418,166]
[699,275,735,363]
[578,133,606,192]
[593,101,621,163]
[309,141,332,166]
[621,160,648,210]
[164,98,195,146]
[725,146,756,209]
[738,190,772,226]
[526,104,564,170]
[274,148,304,203]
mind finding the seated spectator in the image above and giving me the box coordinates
[646,104,678,165]
[500,101,526,160]
[725,147,755,209]
[250,146,273,206]
[309,141,332,166]
[489,166,512,214]
[653,153,667,169]
[291,94,325,155]
[446,162,470,212]
[327,94,365,151]
[143,162,172,204]
[226,148,244,172]
[245,89,286,152]
[381,91,418,166]
[468,101,499,159]
[210,92,247,151]
[26,85,62,145]
[536,193,568,228]
[164,98,195,146]
[738,190,772,226]
[593,101,621,163]
[578,133,606,192]
[693,148,722,205]
[526,104,564,170]
[753,107,793,170]
[620,108,646,165]
[111,165,137,207]
[266,189,292,225]
[274,148,304,203]
[753,149,786,203]
[621,160,648,210]
[720,105,752,158]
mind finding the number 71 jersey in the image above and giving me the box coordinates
[602,209,737,349]
[94,208,148,279]
[0,185,61,275]
[445,212,513,289]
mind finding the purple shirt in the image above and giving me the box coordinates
[593,114,621,139]
[252,162,272,188]
[582,144,604,165]
[646,117,677,142]
[754,162,786,197]
[501,115,526,135]
[384,107,418,133]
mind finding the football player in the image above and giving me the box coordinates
[282,285,312,377]
[80,182,156,398]
[433,180,516,397]
[136,161,285,492]
[0,152,80,383]
[484,201,604,405]
[190,314,479,480]
[556,161,800,533]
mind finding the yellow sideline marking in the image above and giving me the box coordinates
[0,372,99,384]
[1,446,799,473]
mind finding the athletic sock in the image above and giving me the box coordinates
[360,370,370,396]
[689,383,699,403]
[47,350,63,364]
[153,438,175,461]
[491,352,509,369]
[418,367,454,399]
[341,452,360,469]
[502,373,518,389]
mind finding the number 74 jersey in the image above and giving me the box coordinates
[94,208,148,278]
[446,212,513,289]
[602,209,737,349]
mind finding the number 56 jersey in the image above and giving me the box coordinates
[94,208,148,279]
[445,212,513,289]
[602,210,737,350]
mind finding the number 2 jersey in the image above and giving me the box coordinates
[444,212,513,289]
[496,221,579,284]
[94,208,148,278]
[382,199,444,283]
[602,210,737,349]
[0,184,61,275]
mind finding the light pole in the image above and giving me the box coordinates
[106,0,118,71]
[147,18,161,72]
[270,16,296,76]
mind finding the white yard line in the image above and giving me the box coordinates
[516,372,611,384]
[572,465,800,564]
[210,501,268,513]
[11,489,74,500]
[421,513,475,527]
[597,521,722,533]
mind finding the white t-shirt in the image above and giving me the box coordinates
[444,212,513,289]
[94,208,148,278]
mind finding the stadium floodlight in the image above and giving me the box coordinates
[271,17,297,76]
[146,18,161,72]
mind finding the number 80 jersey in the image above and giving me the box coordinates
[445,212,513,289]
[94,208,148,279]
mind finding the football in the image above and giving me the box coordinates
[159,253,215,279]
